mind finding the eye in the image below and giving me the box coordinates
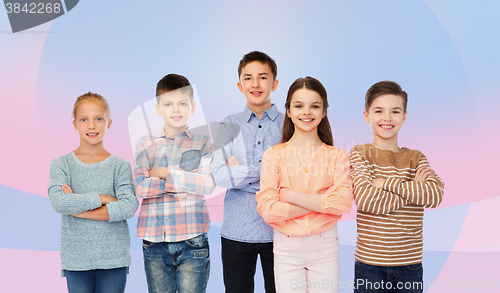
[375,110,382,113]
[393,111,400,114]
[164,103,171,107]
[181,102,187,106]
[260,76,267,80]
[244,77,251,81]
[312,105,320,108]
[97,118,103,121]
[80,118,86,122]
[294,105,302,108]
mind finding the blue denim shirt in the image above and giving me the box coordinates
[212,105,284,242]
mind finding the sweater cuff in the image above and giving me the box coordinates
[88,192,103,211]
[106,201,120,222]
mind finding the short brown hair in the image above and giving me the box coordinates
[281,76,333,146]
[238,51,278,81]
[365,81,408,112]
[72,92,110,119]
[156,74,193,102]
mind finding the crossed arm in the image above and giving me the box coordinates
[256,148,353,226]
[48,159,138,222]
[350,150,444,215]
[133,139,216,199]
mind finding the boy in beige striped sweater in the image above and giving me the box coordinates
[350,81,444,293]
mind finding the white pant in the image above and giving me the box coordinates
[273,226,340,293]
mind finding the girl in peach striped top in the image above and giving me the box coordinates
[256,77,353,293]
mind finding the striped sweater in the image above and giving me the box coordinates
[349,143,444,266]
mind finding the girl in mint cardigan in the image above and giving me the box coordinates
[48,92,138,293]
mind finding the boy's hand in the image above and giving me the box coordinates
[149,167,168,179]
[278,187,292,203]
[61,183,73,194]
[226,156,241,166]
[414,167,435,181]
[99,194,117,205]
[372,179,386,189]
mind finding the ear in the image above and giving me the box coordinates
[72,120,77,130]
[363,110,370,124]
[107,118,113,129]
[402,111,407,124]
[155,103,161,116]
[272,79,279,91]
[237,82,243,93]
[190,101,196,115]
[286,108,291,118]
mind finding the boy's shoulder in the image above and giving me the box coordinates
[350,143,424,162]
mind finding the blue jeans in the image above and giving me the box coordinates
[65,267,128,293]
[143,233,210,293]
[354,261,423,293]
[221,237,276,293]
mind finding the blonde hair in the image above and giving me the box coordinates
[72,92,111,119]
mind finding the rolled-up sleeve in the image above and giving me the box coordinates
[256,147,291,226]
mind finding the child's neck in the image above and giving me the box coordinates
[371,136,403,152]
[74,141,110,163]
[163,125,188,138]
[287,131,323,163]
[247,102,272,119]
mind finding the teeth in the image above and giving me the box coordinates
[380,125,393,129]
[301,119,313,122]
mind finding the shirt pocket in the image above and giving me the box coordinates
[179,149,202,172]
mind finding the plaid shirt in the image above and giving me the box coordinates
[133,129,215,242]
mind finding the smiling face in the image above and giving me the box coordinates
[156,89,196,137]
[287,88,326,135]
[237,61,279,112]
[72,100,112,147]
[363,94,407,146]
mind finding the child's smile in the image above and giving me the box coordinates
[364,94,407,146]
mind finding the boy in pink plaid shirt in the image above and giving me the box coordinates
[133,74,215,293]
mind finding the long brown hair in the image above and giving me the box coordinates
[281,76,333,146]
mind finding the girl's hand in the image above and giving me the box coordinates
[372,179,385,189]
[278,188,291,203]
[414,167,435,182]
[61,183,73,194]
[99,194,117,205]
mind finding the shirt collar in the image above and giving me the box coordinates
[243,104,279,122]
[156,128,193,139]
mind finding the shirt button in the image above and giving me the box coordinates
[257,141,261,145]
[258,159,262,163]
[304,169,308,173]
[165,218,168,221]
[258,125,262,128]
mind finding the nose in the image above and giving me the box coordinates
[173,104,180,112]
[252,78,259,88]
[89,120,96,129]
